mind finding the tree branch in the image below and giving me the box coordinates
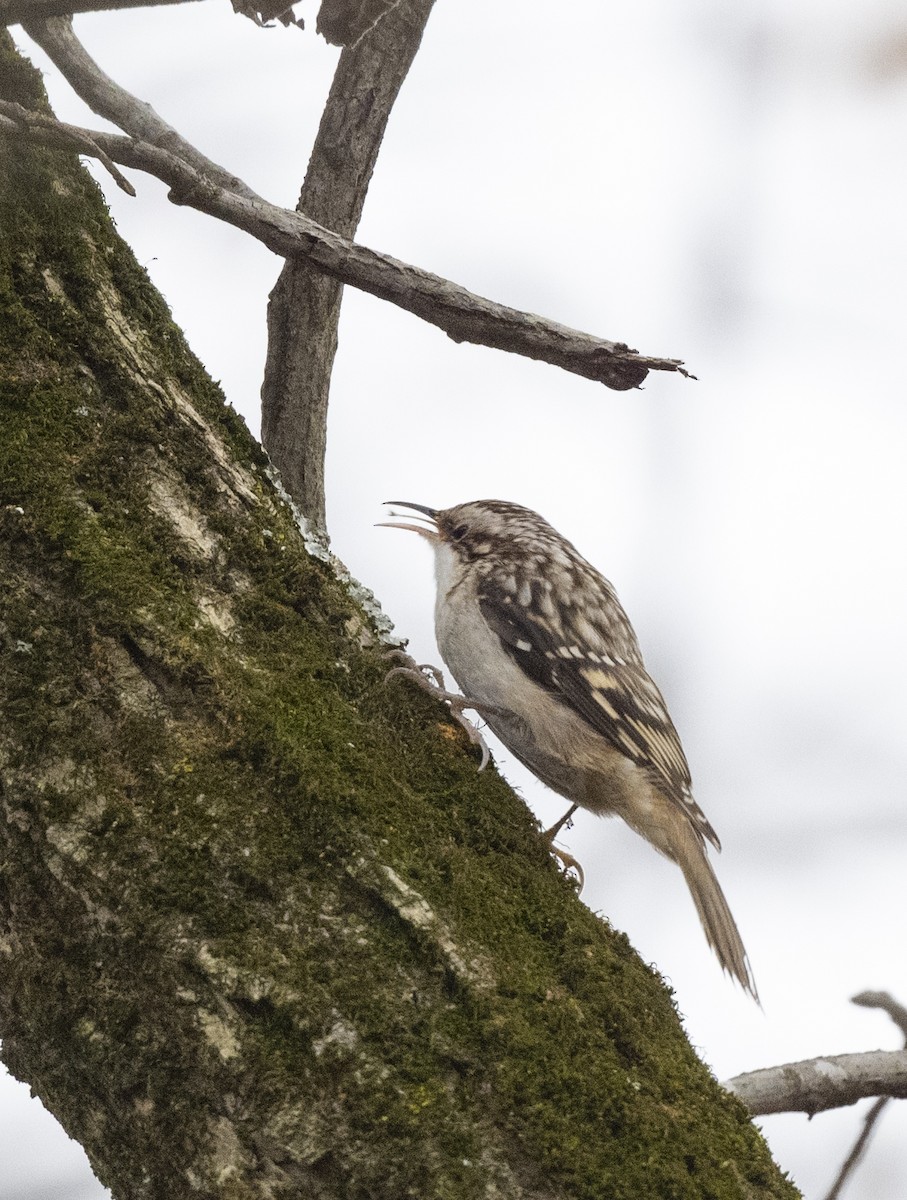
[14,16,689,530]
[0,97,134,191]
[821,990,907,1200]
[24,16,260,201]
[0,102,686,395]
[823,1097,889,1200]
[5,0,305,27]
[262,0,436,531]
[317,0,405,47]
[2,0,205,23]
[725,1049,907,1117]
[851,990,907,1040]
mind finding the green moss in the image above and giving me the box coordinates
[0,32,797,1200]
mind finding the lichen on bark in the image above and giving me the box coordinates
[0,34,798,1200]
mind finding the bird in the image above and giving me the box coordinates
[380,498,758,1000]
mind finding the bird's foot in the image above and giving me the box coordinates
[547,844,585,891]
[542,804,584,890]
[384,649,493,770]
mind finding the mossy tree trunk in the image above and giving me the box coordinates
[0,37,797,1200]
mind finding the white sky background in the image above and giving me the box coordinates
[4,0,907,1196]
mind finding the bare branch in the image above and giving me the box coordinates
[29,10,438,525]
[724,1049,907,1116]
[24,16,260,201]
[15,14,688,532]
[5,0,301,26]
[2,0,205,23]
[821,990,907,1200]
[824,1096,889,1200]
[0,104,686,394]
[852,990,907,1041]
[263,0,436,530]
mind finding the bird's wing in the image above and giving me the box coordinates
[477,573,720,850]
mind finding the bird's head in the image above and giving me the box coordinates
[379,499,565,565]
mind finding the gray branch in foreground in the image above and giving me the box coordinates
[724,1049,907,1117]
[0,108,687,393]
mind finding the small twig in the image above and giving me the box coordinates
[0,99,135,194]
[0,106,688,391]
[851,990,907,1041]
[821,990,907,1200]
[824,1096,889,1200]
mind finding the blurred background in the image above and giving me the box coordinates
[5,0,907,1195]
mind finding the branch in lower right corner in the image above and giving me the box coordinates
[724,1048,907,1116]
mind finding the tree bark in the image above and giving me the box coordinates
[1,0,208,23]
[1,37,797,1200]
[261,0,436,534]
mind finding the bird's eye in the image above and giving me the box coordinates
[451,524,469,541]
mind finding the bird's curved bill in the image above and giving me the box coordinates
[376,501,440,540]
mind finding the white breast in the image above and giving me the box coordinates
[431,542,519,708]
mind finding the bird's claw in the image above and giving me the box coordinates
[384,648,445,689]
[548,843,585,891]
[386,652,581,879]
[447,706,491,771]
[542,804,584,890]
[384,650,492,770]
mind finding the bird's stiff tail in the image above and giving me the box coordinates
[676,834,759,1003]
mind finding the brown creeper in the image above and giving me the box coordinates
[382,499,757,1000]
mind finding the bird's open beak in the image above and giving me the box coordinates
[377,500,440,541]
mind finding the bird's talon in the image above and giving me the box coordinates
[549,844,585,891]
[422,663,445,689]
[384,648,440,679]
[385,650,492,769]
[449,710,490,770]
[384,650,448,694]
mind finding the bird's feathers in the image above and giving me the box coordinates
[477,570,720,852]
